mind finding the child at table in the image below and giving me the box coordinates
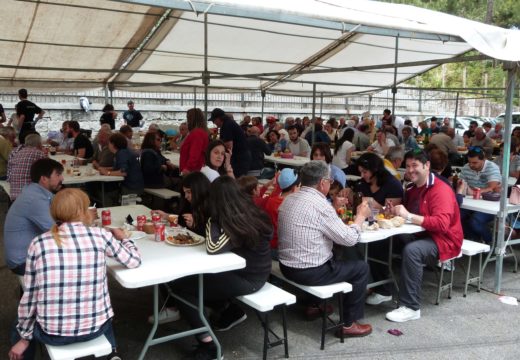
[8,188,141,360]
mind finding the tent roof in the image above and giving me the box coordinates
[1,0,519,94]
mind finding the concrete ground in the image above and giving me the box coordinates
[1,201,520,360]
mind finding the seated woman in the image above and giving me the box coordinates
[332,128,355,174]
[170,176,272,359]
[310,142,347,188]
[200,140,234,182]
[99,133,144,199]
[9,188,141,360]
[266,130,287,153]
[140,132,178,189]
[354,152,403,306]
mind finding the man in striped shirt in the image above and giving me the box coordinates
[460,146,501,244]
[278,160,373,337]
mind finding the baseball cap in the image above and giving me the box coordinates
[278,168,299,191]
[266,115,276,123]
[209,108,226,122]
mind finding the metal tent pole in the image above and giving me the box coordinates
[391,36,399,117]
[203,13,209,118]
[261,90,266,120]
[320,92,324,118]
[454,92,459,127]
[104,84,109,104]
[311,83,316,146]
[194,87,197,108]
[495,63,517,293]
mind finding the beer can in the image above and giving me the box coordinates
[473,188,481,200]
[154,222,165,242]
[136,215,146,231]
[101,210,111,226]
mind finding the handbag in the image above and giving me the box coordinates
[482,191,500,201]
[510,185,520,204]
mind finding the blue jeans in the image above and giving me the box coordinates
[460,209,495,244]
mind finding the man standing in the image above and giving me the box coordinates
[16,89,45,141]
[385,150,462,322]
[209,108,251,177]
[287,125,311,156]
[246,126,272,177]
[122,100,143,128]
[278,160,373,337]
[459,146,501,244]
[7,133,47,201]
[3,158,64,275]
[67,120,94,159]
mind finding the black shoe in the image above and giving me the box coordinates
[213,303,247,332]
[192,341,221,360]
[106,351,122,360]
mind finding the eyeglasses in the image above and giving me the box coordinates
[468,146,482,153]
[322,176,333,183]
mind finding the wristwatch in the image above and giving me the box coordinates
[406,213,413,223]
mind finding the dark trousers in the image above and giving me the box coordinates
[169,272,264,339]
[280,259,368,326]
[398,238,438,311]
[460,209,495,244]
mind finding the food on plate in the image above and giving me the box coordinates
[376,213,385,220]
[362,222,379,231]
[377,218,393,229]
[391,216,405,227]
[166,232,198,245]
[142,222,155,234]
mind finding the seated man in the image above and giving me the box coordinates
[460,146,501,244]
[469,127,494,159]
[383,146,404,180]
[278,160,373,337]
[385,149,462,322]
[4,158,64,275]
[287,125,311,156]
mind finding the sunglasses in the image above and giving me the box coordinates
[468,146,482,153]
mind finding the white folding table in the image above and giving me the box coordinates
[104,205,245,360]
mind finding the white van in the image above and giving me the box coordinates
[495,112,520,125]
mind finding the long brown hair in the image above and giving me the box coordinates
[50,188,90,247]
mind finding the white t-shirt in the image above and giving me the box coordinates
[370,138,395,155]
[332,141,354,170]
[200,166,220,183]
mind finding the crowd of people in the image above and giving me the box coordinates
[1,96,517,360]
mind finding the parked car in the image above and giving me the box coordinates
[495,112,520,125]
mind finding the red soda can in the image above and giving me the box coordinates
[473,188,481,200]
[101,210,111,226]
[136,215,146,231]
[154,222,165,242]
[151,211,161,223]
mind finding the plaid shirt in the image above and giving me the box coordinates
[7,145,47,200]
[17,222,141,340]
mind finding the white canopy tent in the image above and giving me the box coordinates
[1,0,519,291]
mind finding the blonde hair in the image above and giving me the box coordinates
[50,188,90,247]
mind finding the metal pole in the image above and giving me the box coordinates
[261,90,266,120]
[104,84,109,104]
[391,36,399,117]
[454,92,459,128]
[203,13,209,118]
[311,83,316,146]
[368,95,372,113]
[320,92,324,118]
[495,63,517,293]
[193,87,197,108]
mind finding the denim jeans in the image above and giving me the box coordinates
[460,209,495,244]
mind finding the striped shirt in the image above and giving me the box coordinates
[278,186,361,269]
[460,160,501,189]
[17,222,141,340]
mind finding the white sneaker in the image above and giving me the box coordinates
[386,306,421,323]
[366,293,392,305]
[147,307,181,325]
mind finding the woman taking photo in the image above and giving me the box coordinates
[9,189,141,360]
[99,133,144,197]
[310,142,346,187]
[180,108,210,175]
[171,176,272,359]
[332,128,355,174]
[200,140,234,182]
[140,132,177,189]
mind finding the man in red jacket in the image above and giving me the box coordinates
[386,149,463,322]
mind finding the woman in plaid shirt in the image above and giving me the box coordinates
[9,189,141,360]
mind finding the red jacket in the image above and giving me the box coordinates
[404,172,463,261]
[179,128,209,172]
